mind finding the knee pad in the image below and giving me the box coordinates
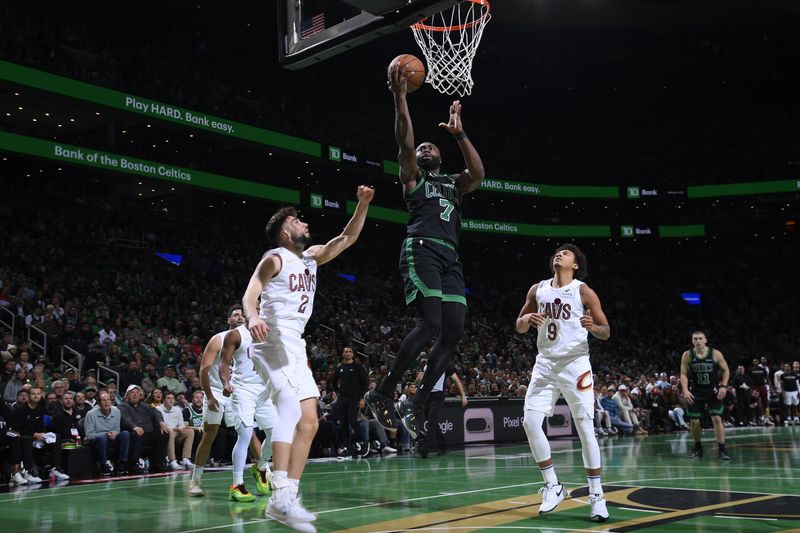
[271,388,302,444]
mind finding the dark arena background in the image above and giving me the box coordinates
[1,0,799,531]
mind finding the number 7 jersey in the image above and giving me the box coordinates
[535,279,589,359]
[259,247,317,332]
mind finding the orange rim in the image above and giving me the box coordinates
[411,0,491,32]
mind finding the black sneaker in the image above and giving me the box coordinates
[116,462,129,476]
[689,446,703,459]
[364,390,397,430]
[101,460,114,476]
[395,399,426,440]
[718,448,731,461]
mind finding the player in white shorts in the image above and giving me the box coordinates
[243,185,373,526]
[515,244,611,522]
[189,304,249,497]
[220,323,277,502]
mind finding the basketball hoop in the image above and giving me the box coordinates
[411,0,491,97]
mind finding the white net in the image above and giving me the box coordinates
[411,0,491,97]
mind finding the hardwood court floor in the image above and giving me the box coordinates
[3,426,798,532]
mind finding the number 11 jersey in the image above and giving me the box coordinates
[535,279,589,359]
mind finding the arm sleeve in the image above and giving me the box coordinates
[84,411,98,439]
[119,404,135,431]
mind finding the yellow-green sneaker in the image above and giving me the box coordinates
[228,483,256,502]
[250,464,271,495]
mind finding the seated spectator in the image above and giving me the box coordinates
[157,365,186,396]
[53,391,84,441]
[600,386,634,436]
[146,387,163,408]
[647,386,672,433]
[85,391,131,475]
[106,381,122,405]
[613,385,647,435]
[119,359,144,394]
[73,391,91,419]
[65,368,83,393]
[12,386,69,481]
[663,384,689,430]
[157,391,194,470]
[4,367,27,404]
[83,385,98,408]
[1,398,29,485]
[140,364,159,396]
[119,384,169,473]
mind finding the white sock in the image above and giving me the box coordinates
[192,466,204,482]
[588,475,603,495]
[540,464,558,485]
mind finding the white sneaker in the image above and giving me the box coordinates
[23,471,42,484]
[188,480,205,497]
[267,488,317,523]
[589,493,609,522]
[538,482,565,514]
[181,458,193,469]
[794,417,799,424]
[11,472,28,485]
[51,468,70,481]
[382,445,397,454]
[170,460,182,471]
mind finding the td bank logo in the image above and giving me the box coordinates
[310,193,323,209]
[621,226,634,237]
[626,186,640,199]
[328,146,341,162]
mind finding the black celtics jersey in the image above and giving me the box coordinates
[688,348,719,396]
[404,171,462,247]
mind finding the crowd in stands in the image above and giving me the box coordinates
[3,2,800,187]
[0,171,798,481]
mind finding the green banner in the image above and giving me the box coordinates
[382,160,619,199]
[0,131,299,204]
[0,61,320,157]
[688,179,800,198]
[462,218,611,237]
[659,224,706,237]
[479,179,619,199]
[0,131,700,239]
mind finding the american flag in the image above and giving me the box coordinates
[300,13,325,38]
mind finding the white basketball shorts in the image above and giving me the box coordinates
[783,390,799,406]
[231,381,277,430]
[249,324,319,402]
[525,354,595,419]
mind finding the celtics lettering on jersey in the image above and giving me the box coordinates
[689,349,718,392]
[405,171,462,246]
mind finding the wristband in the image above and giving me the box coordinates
[454,131,467,141]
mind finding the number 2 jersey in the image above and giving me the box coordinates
[535,278,589,359]
[405,171,463,247]
[259,247,317,333]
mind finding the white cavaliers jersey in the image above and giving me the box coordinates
[207,330,228,390]
[535,278,589,359]
[259,247,317,333]
[231,325,261,386]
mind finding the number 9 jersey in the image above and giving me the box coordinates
[259,247,317,332]
[535,279,589,360]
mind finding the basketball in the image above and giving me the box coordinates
[388,54,426,93]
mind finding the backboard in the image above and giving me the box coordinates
[278,0,463,70]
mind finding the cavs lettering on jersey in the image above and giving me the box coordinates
[231,324,260,386]
[405,171,462,247]
[535,279,588,359]
[260,247,317,332]
[207,330,228,390]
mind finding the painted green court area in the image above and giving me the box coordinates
[4,427,799,532]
